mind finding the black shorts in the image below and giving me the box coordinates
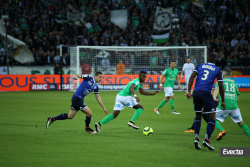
[214,101,219,108]
[70,95,87,111]
[193,90,216,113]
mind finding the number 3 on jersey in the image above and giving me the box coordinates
[201,70,209,80]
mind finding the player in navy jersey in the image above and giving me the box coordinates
[46,72,108,134]
[186,54,225,151]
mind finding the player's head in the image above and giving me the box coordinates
[208,54,217,64]
[170,60,176,69]
[222,68,231,78]
[94,71,103,83]
[139,71,147,82]
[186,57,191,63]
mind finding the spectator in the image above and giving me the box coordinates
[54,63,60,74]
[124,56,131,67]
[244,54,250,67]
[101,57,110,70]
[231,35,238,47]
[225,55,233,67]
[66,24,76,46]
[41,52,47,66]
[150,52,158,67]
[130,55,135,67]
[116,60,125,74]
[233,56,239,66]
[62,53,70,67]
[82,62,92,74]
[135,53,142,66]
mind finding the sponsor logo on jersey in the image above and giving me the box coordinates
[88,81,92,86]
[83,89,92,96]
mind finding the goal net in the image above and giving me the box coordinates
[68,46,207,91]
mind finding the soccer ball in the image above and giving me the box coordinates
[143,127,153,136]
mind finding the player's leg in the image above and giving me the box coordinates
[154,87,172,114]
[202,92,217,150]
[214,108,228,140]
[46,109,76,129]
[185,112,209,133]
[95,110,121,132]
[238,121,250,138]
[127,103,144,129]
[170,95,180,114]
[185,78,189,93]
[229,108,250,138]
[154,96,169,114]
[80,107,97,134]
[95,95,125,132]
[46,96,82,129]
[192,91,203,150]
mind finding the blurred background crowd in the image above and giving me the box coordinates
[1,0,250,71]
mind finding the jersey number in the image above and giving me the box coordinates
[225,83,235,92]
[201,70,209,80]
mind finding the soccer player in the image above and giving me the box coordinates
[186,54,225,151]
[94,71,159,132]
[154,60,181,114]
[184,84,219,133]
[46,72,108,134]
[181,57,195,92]
[213,68,250,140]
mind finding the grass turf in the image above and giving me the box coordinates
[0,91,249,167]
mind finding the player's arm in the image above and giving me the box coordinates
[159,74,165,91]
[188,71,197,92]
[235,82,240,102]
[94,92,108,115]
[213,86,220,102]
[130,84,140,102]
[139,88,159,95]
[217,69,225,110]
[181,65,185,79]
[73,74,91,80]
[176,75,181,90]
[218,82,225,110]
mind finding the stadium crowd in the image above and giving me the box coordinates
[1,0,250,69]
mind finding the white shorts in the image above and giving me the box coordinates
[185,75,190,85]
[216,108,243,123]
[113,95,138,111]
[164,87,174,97]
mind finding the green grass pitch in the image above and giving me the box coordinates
[0,91,249,167]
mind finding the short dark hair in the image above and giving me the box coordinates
[186,57,191,59]
[209,54,217,63]
[95,71,102,76]
[171,60,176,63]
[139,71,146,75]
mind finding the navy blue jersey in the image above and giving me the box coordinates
[194,63,223,92]
[73,75,99,100]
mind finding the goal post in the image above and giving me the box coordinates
[69,46,207,91]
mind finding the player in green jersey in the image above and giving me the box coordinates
[95,71,159,132]
[213,68,250,140]
[154,60,181,114]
